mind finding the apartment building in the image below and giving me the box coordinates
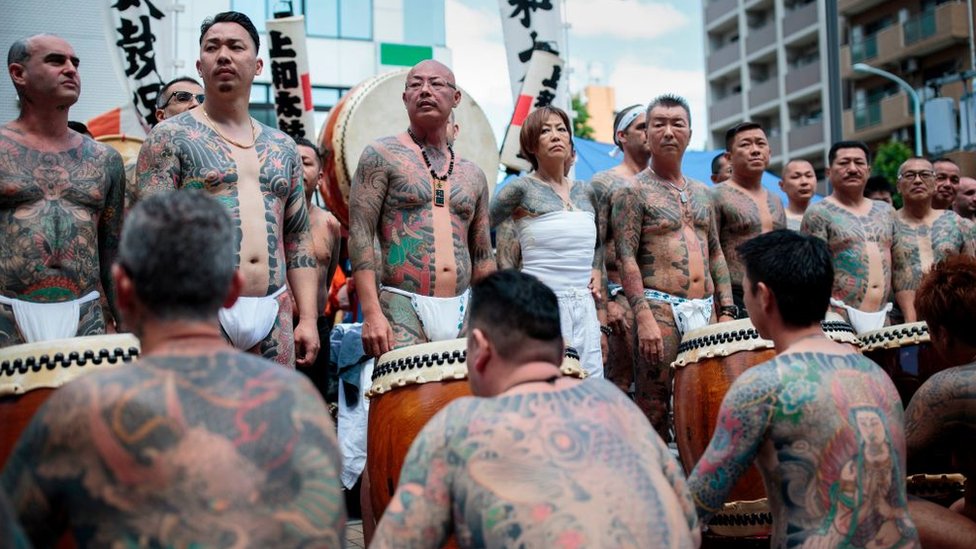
[840,0,976,174]
[704,0,830,178]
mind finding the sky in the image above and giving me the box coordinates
[445,0,709,149]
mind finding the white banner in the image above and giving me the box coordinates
[266,16,317,140]
[497,0,567,107]
[499,50,565,172]
[107,0,170,133]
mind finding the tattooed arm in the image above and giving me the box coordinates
[707,201,735,316]
[688,365,778,521]
[891,223,922,323]
[653,429,702,545]
[904,366,976,473]
[349,144,394,357]
[613,185,664,364]
[495,218,522,269]
[283,149,321,367]
[134,122,182,202]
[372,410,453,548]
[488,178,526,228]
[799,205,827,241]
[98,149,125,328]
[468,171,496,282]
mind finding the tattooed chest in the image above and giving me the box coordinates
[640,191,710,234]
[1,171,106,215]
[384,174,477,221]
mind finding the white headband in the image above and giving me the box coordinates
[609,105,644,157]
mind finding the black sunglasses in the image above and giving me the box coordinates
[159,90,205,109]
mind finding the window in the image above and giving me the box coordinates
[232,0,371,40]
[403,0,446,46]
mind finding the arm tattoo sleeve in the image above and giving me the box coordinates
[612,187,650,315]
[283,147,317,270]
[349,144,389,274]
[99,151,125,324]
[134,124,181,202]
[469,172,497,281]
[707,206,734,308]
[488,180,524,228]
[688,366,778,521]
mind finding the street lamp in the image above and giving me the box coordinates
[852,63,923,156]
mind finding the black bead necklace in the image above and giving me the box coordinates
[407,128,454,207]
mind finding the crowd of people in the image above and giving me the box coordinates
[2,8,976,549]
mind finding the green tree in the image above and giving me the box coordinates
[571,94,594,140]
[872,140,912,208]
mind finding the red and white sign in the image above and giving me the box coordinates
[266,15,317,140]
[499,50,564,172]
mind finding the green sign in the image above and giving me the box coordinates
[380,43,434,66]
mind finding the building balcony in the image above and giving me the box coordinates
[783,1,818,39]
[746,22,776,56]
[708,41,741,74]
[789,120,825,152]
[710,93,744,125]
[838,0,887,16]
[843,93,913,143]
[706,0,738,28]
[749,79,778,109]
[785,60,821,95]
[843,3,968,80]
[768,134,783,158]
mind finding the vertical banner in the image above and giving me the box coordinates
[499,50,564,172]
[107,0,169,133]
[497,0,567,107]
[266,15,317,140]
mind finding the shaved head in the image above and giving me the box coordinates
[406,59,456,85]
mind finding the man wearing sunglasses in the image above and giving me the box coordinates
[154,76,204,125]
[891,157,974,323]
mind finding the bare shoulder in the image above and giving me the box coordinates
[454,157,489,188]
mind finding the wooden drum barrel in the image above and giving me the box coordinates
[859,322,955,407]
[0,334,140,468]
[363,339,585,534]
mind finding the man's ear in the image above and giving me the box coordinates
[222,270,244,309]
[757,281,776,317]
[470,328,491,374]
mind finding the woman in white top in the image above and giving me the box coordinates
[489,107,607,378]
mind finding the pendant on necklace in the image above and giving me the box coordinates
[434,181,446,207]
[679,191,688,204]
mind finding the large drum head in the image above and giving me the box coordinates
[320,70,499,227]
[96,134,144,166]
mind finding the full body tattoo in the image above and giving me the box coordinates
[712,183,787,291]
[613,170,733,439]
[801,199,895,313]
[892,210,974,321]
[0,126,124,345]
[1,352,346,547]
[372,380,700,548]
[135,113,316,366]
[348,135,494,348]
[689,352,919,548]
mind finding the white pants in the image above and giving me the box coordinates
[555,288,603,379]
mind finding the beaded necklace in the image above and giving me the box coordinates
[407,128,454,207]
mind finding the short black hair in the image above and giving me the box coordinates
[469,269,563,365]
[725,121,763,151]
[711,152,726,175]
[155,76,202,109]
[67,120,91,137]
[646,94,691,127]
[828,140,871,166]
[864,175,892,197]
[738,230,833,328]
[200,11,260,51]
[294,137,322,167]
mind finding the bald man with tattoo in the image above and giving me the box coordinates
[612,94,735,440]
[1,190,346,547]
[712,122,786,317]
[135,12,319,368]
[373,270,701,548]
[0,34,124,346]
[689,230,920,548]
[592,104,649,393]
[904,255,976,548]
[349,59,494,357]
[801,141,895,334]
[891,158,974,323]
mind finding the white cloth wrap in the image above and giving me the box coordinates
[830,298,892,334]
[642,288,714,338]
[218,286,287,351]
[380,286,470,342]
[0,291,100,343]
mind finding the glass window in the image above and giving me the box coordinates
[307,0,339,37]
[249,83,270,104]
[403,0,445,46]
[312,87,341,108]
[232,0,268,32]
[339,0,372,40]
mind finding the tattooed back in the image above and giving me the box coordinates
[0,351,346,548]
[689,352,919,548]
[373,378,700,548]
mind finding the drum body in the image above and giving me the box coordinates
[0,334,140,467]
[364,339,583,528]
[860,322,954,406]
[318,70,499,227]
[673,318,860,504]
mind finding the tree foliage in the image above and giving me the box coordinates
[872,140,912,208]
[571,94,594,140]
